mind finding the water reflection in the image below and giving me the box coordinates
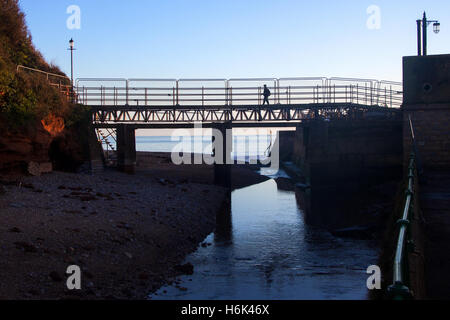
[214,191,233,244]
[151,173,378,300]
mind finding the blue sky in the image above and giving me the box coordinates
[19,0,450,82]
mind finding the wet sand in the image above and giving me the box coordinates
[135,151,270,189]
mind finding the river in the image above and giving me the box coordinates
[150,169,379,300]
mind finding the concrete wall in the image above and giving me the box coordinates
[292,118,403,227]
[294,118,403,187]
[403,54,450,169]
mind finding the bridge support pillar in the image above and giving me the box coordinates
[116,124,136,174]
[213,122,232,188]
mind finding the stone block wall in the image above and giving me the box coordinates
[403,54,450,169]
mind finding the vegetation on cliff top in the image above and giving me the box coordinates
[0,0,78,129]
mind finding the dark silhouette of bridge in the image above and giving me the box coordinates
[76,76,403,184]
[75,77,402,127]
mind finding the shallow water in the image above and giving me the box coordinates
[151,172,379,300]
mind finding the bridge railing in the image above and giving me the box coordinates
[75,77,403,108]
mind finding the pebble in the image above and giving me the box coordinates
[124,252,133,259]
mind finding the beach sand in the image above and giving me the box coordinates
[0,152,268,300]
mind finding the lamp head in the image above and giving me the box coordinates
[69,38,74,48]
[433,22,440,34]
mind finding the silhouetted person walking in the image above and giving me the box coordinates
[262,85,271,105]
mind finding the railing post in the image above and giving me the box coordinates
[351,85,354,104]
[277,79,281,104]
[202,86,204,107]
[288,86,291,105]
[385,87,387,107]
[230,87,233,106]
[126,80,129,105]
[357,84,359,105]
[225,84,228,106]
[312,86,315,104]
[334,84,336,103]
[365,84,368,105]
[370,85,373,105]
[376,82,380,106]
[176,81,179,105]
[145,88,148,106]
[173,87,175,106]
[390,85,393,108]
[258,87,261,105]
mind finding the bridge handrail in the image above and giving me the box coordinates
[75,76,403,108]
[76,84,403,91]
[388,115,418,300]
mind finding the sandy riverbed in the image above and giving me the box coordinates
[0,153,267,300]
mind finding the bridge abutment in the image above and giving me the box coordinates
[402,54,450,299]
[292,117,403,227]
[116,124,137,174]
[403,54,450,169]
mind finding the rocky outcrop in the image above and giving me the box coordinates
[48,126,90,172]
[0,123,52,175]
[0,114,90,176]
[41,114,65,137]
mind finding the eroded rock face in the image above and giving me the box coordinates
[0,123,53,174]
[41,114,65,137]
[0,115,89,176]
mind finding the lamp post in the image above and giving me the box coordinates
[68,38,76,102]
[417,12,440,56]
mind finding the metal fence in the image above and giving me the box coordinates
[16,65,73,99]
[75,77,403,108]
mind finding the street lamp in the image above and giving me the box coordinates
[68,39,75,85]
[68,38,76,102]
[417,12,440,56]
[433,22,441,34]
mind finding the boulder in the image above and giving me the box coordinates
[27,162,41,176]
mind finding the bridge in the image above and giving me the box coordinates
[75,77,402,127]
[74,76,403,181]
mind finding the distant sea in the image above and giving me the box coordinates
[104,135,274,162]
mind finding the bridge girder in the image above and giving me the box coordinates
[91,103,400,126]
